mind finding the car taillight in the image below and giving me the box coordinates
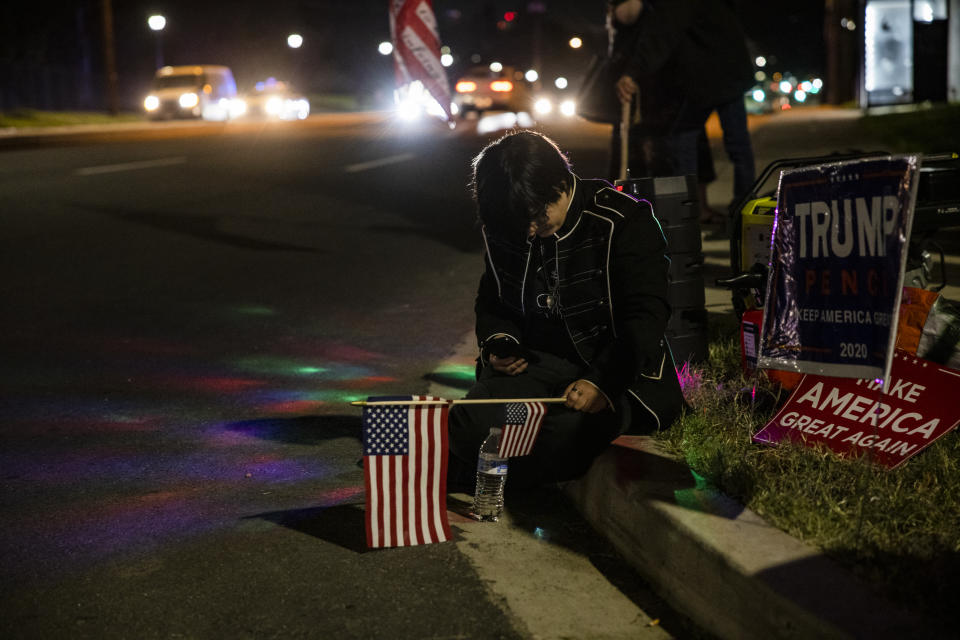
[490,80,513,92]
[456,81,478,93]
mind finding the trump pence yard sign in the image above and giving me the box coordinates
[759,156,920,384]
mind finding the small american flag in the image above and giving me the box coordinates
[499,402,547,458]
[363,396,451,548]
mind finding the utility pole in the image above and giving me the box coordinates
[824,0,859,105]
[76,5,94,108]
[100,0,119,114]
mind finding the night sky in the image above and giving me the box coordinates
[2,1,825,109]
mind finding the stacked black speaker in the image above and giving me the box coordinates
[615,175,709,364]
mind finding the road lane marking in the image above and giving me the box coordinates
[344,153,414,173]
[75,156,187,176]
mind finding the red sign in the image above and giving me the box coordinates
[754,350,960,468]
[389,0,452,119]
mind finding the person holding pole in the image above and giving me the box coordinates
[609,0,754,195]
[448,130,685,489]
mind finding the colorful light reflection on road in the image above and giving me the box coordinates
[0,323,406,581]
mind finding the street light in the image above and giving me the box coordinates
[287,33,303,49]
[148,14,166,70]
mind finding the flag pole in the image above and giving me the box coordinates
[619,99,631,182]
[350,397,567,407]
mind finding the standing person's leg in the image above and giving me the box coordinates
[662,127,700,178]
[656,99,709,179]
[697,128,717,185]
[715,97,756,203]
[697,127,722,223]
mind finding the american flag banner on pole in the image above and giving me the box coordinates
[499,402,547,458]
[388,0,452,120]
[362,396,452,548]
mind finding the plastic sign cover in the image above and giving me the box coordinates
[758,156,920,384]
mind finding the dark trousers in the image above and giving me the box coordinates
[607,105,707,183]
[715,97,756,202]
[448,350,628,490]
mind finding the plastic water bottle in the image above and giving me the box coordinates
[472,427,508,521]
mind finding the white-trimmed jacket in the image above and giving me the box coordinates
[475,176,685,431]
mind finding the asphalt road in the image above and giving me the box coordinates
[0,114,689,639]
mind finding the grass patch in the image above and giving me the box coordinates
[0,108,144,128]
[858,103,960,154]
[658,315,960,621]
[306,93,363,113]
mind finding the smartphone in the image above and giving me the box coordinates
[488,341,540,363]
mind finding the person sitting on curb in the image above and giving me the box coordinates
[448,130,686,490]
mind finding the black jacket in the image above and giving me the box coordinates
[475,177,685,431]
[617,0,754,130]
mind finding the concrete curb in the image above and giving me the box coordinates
[564,436,932,640]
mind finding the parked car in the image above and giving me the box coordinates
[451,65,533,118]
[241,78,310,121]
[143,65,245,121]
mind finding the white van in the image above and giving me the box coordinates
[143,65,245,121]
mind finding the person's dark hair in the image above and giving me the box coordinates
[470,130,573,241]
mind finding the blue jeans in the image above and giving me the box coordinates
[662,128,701,178]
[715,97,756,201]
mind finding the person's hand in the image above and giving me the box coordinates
[563,380,608,413]
[488,354,528,376]
[613,0,643,26]
[616,74,638,105]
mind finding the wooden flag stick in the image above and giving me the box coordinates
[618,99,631,182]
[350,397,567,407]
[453,397,567,405]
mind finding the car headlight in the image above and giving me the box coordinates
[144,95,160,111]
[396,98,421,121]
[293,99,309,119]
[265,96,283,116]
[179,92,199,108]
[534,98,552,115]
[230,98,247,117]
[559,100,576,117]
